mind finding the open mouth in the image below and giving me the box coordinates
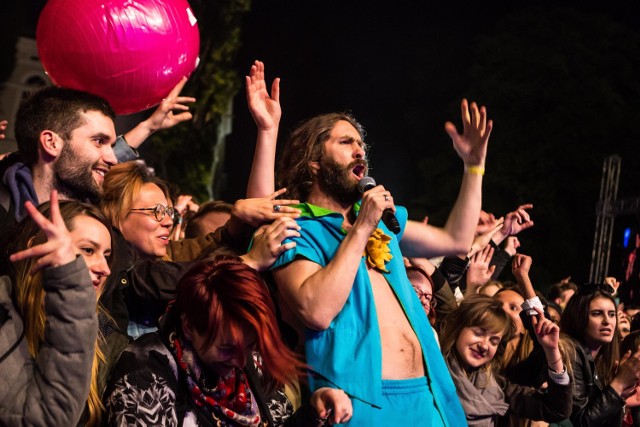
[92,167,108,181]
[352,163,366,179]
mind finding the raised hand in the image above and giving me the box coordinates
[311,387,353,425]
[512,254,533,280]
[476,210,502,235]
[232,188,301,228]
[444,99,493,167]
[468,218,504,257]
[241,217,301,271]
[10,191,77,273]
[605,276,621,295]
[500,204,534,237]
[246,60,281,132]
[123,77,197,149]
[466,244,496,294]
[146,76,196,132]
[503,236,520,256]
[531,306,560,351]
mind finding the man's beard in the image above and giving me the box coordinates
[317,157,368,206]
[53,143,104,203]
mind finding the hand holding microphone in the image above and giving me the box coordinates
[357,176,401,234]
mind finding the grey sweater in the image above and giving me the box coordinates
[0,256,98,426]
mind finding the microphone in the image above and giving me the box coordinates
[357,176,401,234]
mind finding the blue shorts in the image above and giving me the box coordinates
[346,376,447,427]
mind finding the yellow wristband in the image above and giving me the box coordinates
[465,165,485,176]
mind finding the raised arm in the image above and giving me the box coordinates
[245,60,281,198]
[123,77,196,149]
[401,99,492,257]
[491,204,534,246]
[511,253,537,299]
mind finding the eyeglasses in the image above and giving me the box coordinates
[413,287,437,309]
[130,204,176,222]
[577,283,615,296]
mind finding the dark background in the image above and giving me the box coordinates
[223,1,640,289]
[7,1,640,289]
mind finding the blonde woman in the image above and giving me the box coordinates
[0,192,112,425]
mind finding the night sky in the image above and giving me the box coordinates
[223,2,640,286]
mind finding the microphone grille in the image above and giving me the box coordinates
[357,176,376,193]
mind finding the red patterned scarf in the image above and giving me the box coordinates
[171,334,263,426]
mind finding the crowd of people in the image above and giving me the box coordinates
[0,60,639,427]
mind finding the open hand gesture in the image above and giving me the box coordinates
[146,76,196,132]
[444,99,493,167]
[466,245,496,293]
[500,204,534,237]
[10,191,77,274]
[246,60,281,132]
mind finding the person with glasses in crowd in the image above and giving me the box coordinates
[99,161,302,338]
[560,282,640,426]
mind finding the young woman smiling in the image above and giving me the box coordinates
[440,294,571,426]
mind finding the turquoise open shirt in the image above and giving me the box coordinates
[271,202,466,426]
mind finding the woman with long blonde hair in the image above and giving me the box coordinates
[1,192,113,426]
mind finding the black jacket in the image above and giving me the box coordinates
[568,339,625,427]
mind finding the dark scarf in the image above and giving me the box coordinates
[3,161,38,221]
[163,303,264,427]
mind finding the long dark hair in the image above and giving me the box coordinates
[560,287,619,385]
[277,112,365,201]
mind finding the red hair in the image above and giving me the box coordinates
[175,256,306,386]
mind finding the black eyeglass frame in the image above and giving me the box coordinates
[130,204,177,222]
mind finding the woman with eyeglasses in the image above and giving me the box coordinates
[560,282,640,426]
[404,256,459,344]
[99,161,302,338]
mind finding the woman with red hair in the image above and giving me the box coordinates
[104,256,352,426]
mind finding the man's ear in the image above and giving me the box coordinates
[39,130,63,159]
[309,160,320,175]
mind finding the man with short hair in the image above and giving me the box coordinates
[272,100,492,426]
[0,80,194,231]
